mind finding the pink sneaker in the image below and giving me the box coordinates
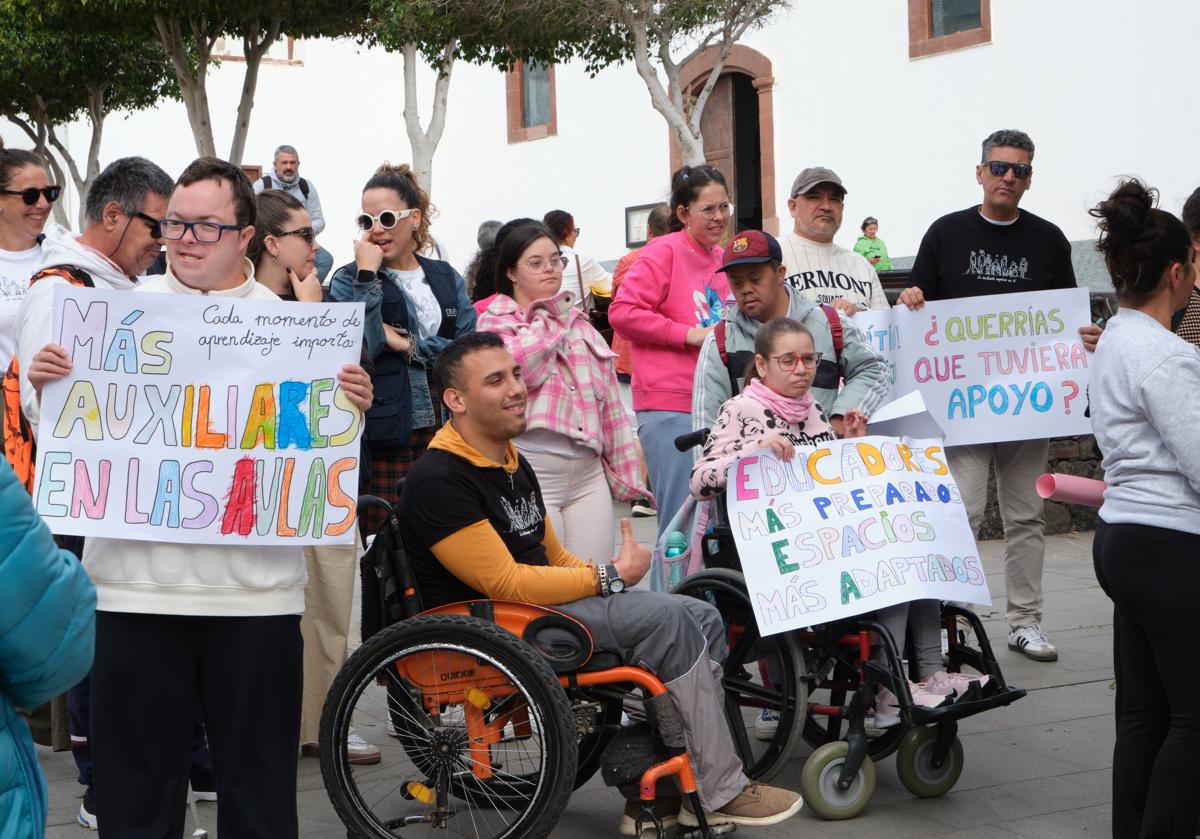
[922,671,991,699]
[875,682,951,727]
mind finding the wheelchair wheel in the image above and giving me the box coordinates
[672,568,807,782]
[800,740,876,820]
[319,614,577,838]
[895,726,963,798]
[801,653,904,761]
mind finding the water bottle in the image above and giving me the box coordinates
[665,531,688,587]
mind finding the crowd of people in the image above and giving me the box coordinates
[1,124,1199,839]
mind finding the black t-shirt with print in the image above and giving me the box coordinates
[910,206,1077,300]
[400,447,549,609]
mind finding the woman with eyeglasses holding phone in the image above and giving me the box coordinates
[330,163,475,532]
[0,142,61,363]
[608,164,732,538]
[477,221,646,563]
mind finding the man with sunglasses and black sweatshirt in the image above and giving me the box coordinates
[897,129,1102,664]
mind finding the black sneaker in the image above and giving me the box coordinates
[630,499,656,518]
[77,787,98,830]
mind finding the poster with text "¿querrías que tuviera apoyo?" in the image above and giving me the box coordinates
[727,437,991,637]
[852,287,1092,447]
[33,285,365,545]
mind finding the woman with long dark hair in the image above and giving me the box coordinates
[330,163,475,531]
[477,221,645,563]
[0,143,59,362]
[1090,179,1200,837]
[608,164,732,537]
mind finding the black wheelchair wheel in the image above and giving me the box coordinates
[672,568,807,782]
[319,614,577,838]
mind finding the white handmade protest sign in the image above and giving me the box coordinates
[33,285,365,545]
[728,436,990,637]
[852,288,1092,446]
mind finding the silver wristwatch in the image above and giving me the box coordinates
[598,562,625,597]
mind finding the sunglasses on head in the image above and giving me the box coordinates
[985,161,1033,179]
[276,226,315,245]
[1,186,61,205]
[356,208,415,232]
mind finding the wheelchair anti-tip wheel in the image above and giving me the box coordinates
[799,740,876,820]
[894,725,964,798]
[319,614,577,838]
[672,567,808,782]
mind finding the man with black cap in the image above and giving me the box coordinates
[780,167,889,314]
[693,229,890,440]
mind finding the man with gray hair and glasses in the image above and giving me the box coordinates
[255,143,332,280]
[897,129,1102,663]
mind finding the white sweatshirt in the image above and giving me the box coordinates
[81,262,309,616]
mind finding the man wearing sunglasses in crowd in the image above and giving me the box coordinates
[897,129,1102,664]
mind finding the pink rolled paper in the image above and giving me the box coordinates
[1035,473,1105,509]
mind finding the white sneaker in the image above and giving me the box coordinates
[753,709,779,741]
[1008,624,1058,662]
[347,732,382,765]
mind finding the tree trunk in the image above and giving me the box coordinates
[228,14,282,165]
[154,14,217,158]
[400,40,457,195]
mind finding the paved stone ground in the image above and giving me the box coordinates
[38,513,1114,838]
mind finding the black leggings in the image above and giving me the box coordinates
[1093,521,1200,839]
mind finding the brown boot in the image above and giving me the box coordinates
[678,783,803,827]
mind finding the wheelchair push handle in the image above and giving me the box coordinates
[674,428,710,452]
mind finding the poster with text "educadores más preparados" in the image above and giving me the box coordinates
[728,437,991,637]
[33,285,366,545]
[852,287,1092,447]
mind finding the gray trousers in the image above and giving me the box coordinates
[555,589,749,811]
[876,600,943,679]
[948,439,1048,628]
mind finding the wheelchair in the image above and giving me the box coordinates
[319,494,726,839]
[670,429,1026,819]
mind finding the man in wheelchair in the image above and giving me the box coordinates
[398,332,804,833]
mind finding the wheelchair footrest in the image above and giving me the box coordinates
[909,686,1026,725]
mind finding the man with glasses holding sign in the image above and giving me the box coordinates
[897,129,1102,663]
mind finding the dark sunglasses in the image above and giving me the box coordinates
[985,161,1033,179]
[276,226,315,245]
[133,212,163,238]
[1,186,62,205]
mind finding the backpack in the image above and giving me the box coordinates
[713,303,843,399]
[2,265,95,495]
[261,174,310,200]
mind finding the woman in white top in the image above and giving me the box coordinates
[1089,179,1200,838]
[0,143,59,362]
[543,209,612,304]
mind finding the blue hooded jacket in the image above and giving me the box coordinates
[0,463,95,838]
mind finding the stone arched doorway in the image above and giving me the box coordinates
[672,45,778,234]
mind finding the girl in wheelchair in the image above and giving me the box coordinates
[688,316,989,727]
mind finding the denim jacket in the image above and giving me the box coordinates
[331,254,475,432]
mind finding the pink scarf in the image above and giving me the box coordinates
[744,378,814,426]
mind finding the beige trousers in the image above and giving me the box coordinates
[948,439,1048,629]
[299,540,361,744]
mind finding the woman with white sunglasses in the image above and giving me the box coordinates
[330,163,475,533]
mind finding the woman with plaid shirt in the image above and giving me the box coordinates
[478,222,648,563]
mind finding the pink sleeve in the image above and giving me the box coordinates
[608,248,691,348]
[477,310,567,389]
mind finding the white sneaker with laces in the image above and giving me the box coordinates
[753,709,779,741]
[347,732,382,765]
[1008,624,1058,662]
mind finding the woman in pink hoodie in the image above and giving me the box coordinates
[609,164,732,537]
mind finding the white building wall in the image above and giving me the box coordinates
[3,1,1197,274]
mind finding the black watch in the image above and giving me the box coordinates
[605,563,625,595]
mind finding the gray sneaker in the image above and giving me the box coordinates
[1008,624,1058,662]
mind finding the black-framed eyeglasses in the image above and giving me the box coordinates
[158,218,246,243]
[767,351,822,371]
[985,161,1033,179]
[0,186,61,205]
[356,208,415,231]
[276,226,315,245]
[133,211,163,239]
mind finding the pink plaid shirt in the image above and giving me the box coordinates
[478,292,647,503]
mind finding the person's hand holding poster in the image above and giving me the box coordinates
[33,285,366,545]
[727,436,990,637]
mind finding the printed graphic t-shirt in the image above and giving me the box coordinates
[401,447,550,608]
[779,232,889,310]
[910,206,1077,300]
[388,266,442,338]
[0,244,43,361]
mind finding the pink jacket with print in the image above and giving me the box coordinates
[689,390,836,500]
[478,291,647,503]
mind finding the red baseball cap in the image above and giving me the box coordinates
[717,230,784,272]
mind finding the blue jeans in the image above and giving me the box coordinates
[636,410,693,540]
